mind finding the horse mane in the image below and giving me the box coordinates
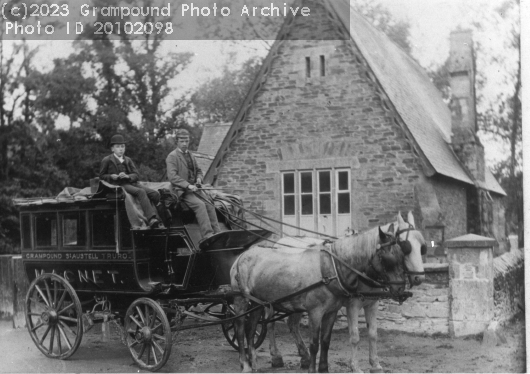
[332,226,381,269]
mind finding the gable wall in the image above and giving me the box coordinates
[214,0,467,234]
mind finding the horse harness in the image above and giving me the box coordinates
[395,224,426,278]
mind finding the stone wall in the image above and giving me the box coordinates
[214,0,426,233]
[431,175,469,240]
[493,249,524,324]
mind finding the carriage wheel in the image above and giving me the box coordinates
[125,298,172,372]
[221,303,267,350]
[25,273,83,359]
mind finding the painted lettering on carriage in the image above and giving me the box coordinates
[34,268,120,284]
[25,252,131,260]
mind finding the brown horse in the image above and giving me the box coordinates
[268,211,427,372]
[230,224,408,372]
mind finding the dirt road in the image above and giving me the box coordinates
[0,314,525,373]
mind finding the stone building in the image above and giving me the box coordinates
[202,0,506,253]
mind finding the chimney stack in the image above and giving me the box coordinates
[448,29,485,183]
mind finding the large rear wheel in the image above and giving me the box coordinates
[25,273,83,359]
[221,303,267,350]
[125,298,172,372]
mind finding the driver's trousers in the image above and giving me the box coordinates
[180,191,221,238]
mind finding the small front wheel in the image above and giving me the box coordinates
[221,303,267,350]
[125,298,172,372]
[25,273,83,359]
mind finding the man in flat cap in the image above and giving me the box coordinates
[100,134,163,229]
[166,129,220,240]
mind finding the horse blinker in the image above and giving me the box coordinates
[399,241,412,255]
[420,243,427,256]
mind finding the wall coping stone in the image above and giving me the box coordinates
[444,233,498,248]
[424,263,449,272]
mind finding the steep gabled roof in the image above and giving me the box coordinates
[205,0,505,196]
[327,0,505,195]
[196,123,231,175]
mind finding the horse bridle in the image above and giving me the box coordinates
[395,224,426,277]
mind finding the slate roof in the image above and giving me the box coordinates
[196,123,231,175]
[327,0,505,195]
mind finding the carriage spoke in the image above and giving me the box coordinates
[53,279,58,309]
[151,345,158,365]
[58,302,75,315]
[152,333,166,343]
[137,343,146,359]
[58,315,78,323]
[146,343,151,364]
[128,340,140,348]
[44,279,53,309]
[56,289,67,311]
[29,297,48,310]
[31,322,45,332]
[152,322,162,332]
[57,324,73,350]
[145,305,151,327]
[39,324,52,345]
[59,320,77,337]
[135,306,146,325]
[56,325,63,355]
[129,315,143,329]
[35,285,50,307]
[152,339,164,355]
[48,326,55,354]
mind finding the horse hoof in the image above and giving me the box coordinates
[271,356,284,368]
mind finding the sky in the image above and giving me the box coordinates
[4,0,520,168]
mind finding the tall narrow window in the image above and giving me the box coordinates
[92,211,116,247]
[283,173,295,216]
[337,170,351,214]
[305,57,311,78]
[21,215,32,249]
[35,213,57,247]
[63,212,87,247]
[300,172,313,215]
[320,55,326,77]
[318,171,331,214]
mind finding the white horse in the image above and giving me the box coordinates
[230,223,412,373]
[268,211,427,373]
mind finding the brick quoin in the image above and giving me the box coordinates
[214,0,462,235]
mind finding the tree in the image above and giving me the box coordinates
[192,57,263,124]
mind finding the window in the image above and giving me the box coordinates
[92,211,116,247]
[62,212,86,247]
[305,57,311,78]
[21,215,32,249]
[35,213,57,248]
[120,211,133,249]
[281,169,351,237]
[320,55,326,77]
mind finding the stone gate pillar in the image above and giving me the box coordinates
[444,234,496,337]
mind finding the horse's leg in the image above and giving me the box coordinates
[287,313,310,369]
[246,307,262,371]
[269,321,285,368]
[346,298,363,373]
[317,310,339,373]
[365,301,383,373]
[307,310,323,373]
[234,296,252,372]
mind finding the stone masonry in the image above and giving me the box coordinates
[213,0,469,234]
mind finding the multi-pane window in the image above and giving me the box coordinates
[281,169,351,237]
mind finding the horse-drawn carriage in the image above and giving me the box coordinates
[15,181,275,371]
[14,181,426,372]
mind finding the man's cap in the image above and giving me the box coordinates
[109,134,128,146]
[176,128,190,139]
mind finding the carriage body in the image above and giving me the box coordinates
[17,196,269,301]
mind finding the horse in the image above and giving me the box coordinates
[230,223,408,373]
[267,211,427,373]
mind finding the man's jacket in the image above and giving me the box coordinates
[99,154,140,185]
[166,149,203,197]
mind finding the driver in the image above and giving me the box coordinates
[166,129,221,241]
